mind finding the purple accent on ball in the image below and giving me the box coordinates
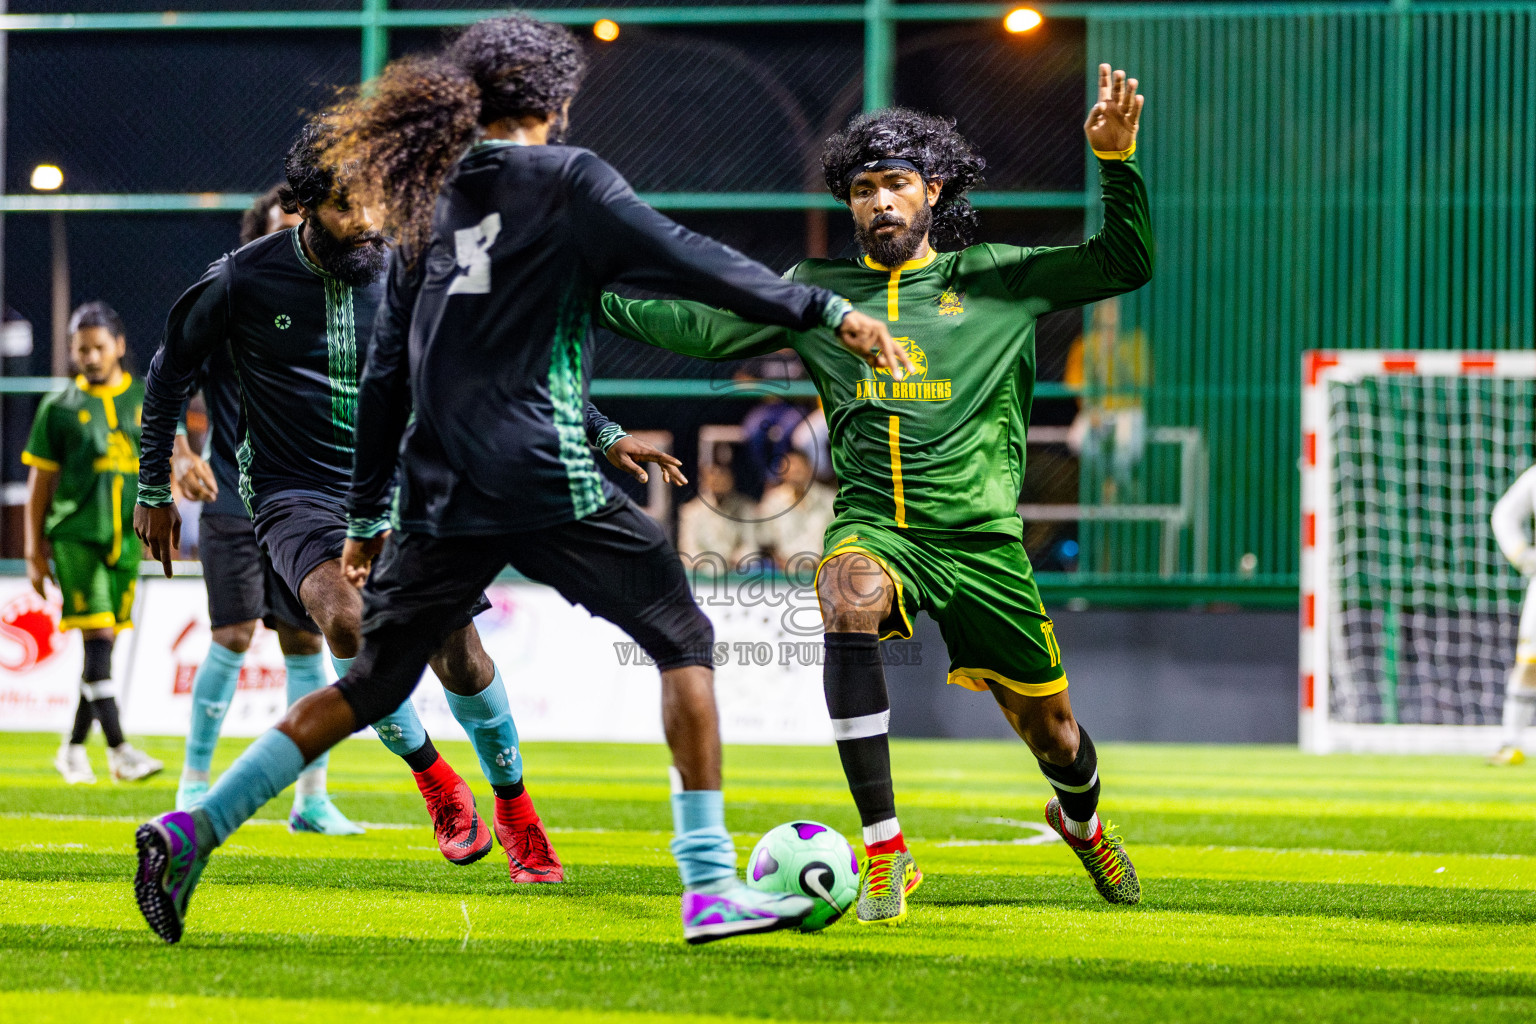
[851,849,859,874]
[752,846,779,881]
[793,822,827,840]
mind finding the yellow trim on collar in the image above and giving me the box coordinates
[862,250,938,273]
[75,373,132,400]
[1092,141,1137,161]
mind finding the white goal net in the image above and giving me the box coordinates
[1301,351,1536,753]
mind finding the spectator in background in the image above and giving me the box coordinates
[790,401,835,485]
[677,458,757,573]
[1065,296,1150,504]
[240,184,302,247]
[756,448,835,573]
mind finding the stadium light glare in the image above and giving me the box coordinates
[30,165,64,191]
[593,19,620,43]
[1004,8,1044,33]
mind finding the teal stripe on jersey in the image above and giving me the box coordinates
[323,277,360,450]
[548,292,605,520]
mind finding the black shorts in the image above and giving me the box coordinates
[199,512,317,631]
[252,491,490,627]
[340,497,713,725]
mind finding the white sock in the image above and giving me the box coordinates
[863,817,901,847]
[1062,811,1100,841]
[181,767,210,784]
[295,766,327,799]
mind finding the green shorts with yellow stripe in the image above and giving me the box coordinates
[52,537,140,633]
[816,519,1066,697]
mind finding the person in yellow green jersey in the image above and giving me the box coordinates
[24,302,164,786]
[601,66,1151,925]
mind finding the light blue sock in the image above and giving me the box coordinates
[332,653,427,758]
[668,788,736,889]
[442,666,522,786]
[184,642,244,774]
[286,653,330,777]
[198,729,306,845]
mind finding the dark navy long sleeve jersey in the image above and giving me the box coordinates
[142,226,627,518]
[139,228,385,512]
[348,141,843,536]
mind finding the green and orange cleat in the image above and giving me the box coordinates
[1045,797,1140,905]
[856,847,923,925]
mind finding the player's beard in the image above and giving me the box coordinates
[305,219,388,287]
[857,200,933,268]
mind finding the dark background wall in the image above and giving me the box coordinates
[887,609,1300,743]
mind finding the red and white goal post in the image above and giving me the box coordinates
[1300,350,1536,754]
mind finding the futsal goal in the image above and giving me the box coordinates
[1300,350,1536,753]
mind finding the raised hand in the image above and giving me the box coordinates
[1084,64,1144,154]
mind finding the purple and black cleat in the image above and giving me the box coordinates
[134,810,210,944]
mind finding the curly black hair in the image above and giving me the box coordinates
[448,14,586,126]
[324,15,586,257]
[277,119,337,216]
[821,108,986,251]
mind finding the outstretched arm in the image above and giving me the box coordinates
[570,154,911,378]
[995,65,1153,311]
[597,291,794,363]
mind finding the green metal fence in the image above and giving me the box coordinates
[4,2,1530,607]
[1088,2,1535,596]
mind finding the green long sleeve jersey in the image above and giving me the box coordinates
[600,154,1152,539]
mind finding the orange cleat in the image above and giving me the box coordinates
[494,791,564,883]
[413,757,493,866]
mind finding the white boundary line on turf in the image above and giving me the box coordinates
[935,818,1059,847]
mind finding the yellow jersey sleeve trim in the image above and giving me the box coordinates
[814,544,913,641]
[21,451,61,472]
[60,611,119,633]
[947,669,1069,697]
[1092,141,1136,161]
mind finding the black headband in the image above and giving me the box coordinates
[845,157,925,189]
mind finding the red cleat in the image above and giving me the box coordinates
[495,790,564,883]
[413,756,492,866]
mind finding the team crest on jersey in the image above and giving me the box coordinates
[936,289,966,316]
[875,337,928,379]
[858,335,953,402]
[274,314,291,330]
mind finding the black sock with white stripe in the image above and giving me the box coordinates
[1038,725,1100,840]
[822,632,901,852]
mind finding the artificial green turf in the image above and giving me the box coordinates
[1,731,1533,1022]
